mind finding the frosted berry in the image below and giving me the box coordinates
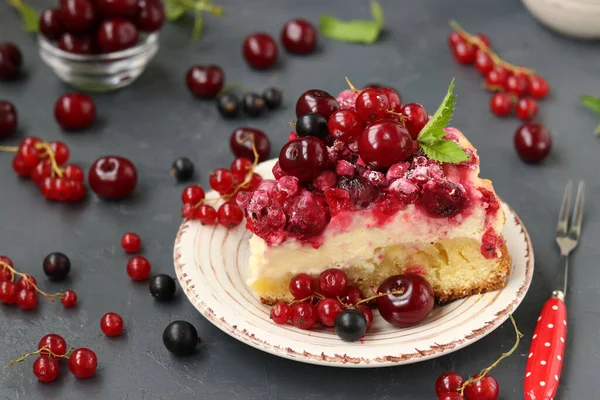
[358,121,412,169]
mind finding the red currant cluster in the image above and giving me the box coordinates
[448,21,550,121]
[7,333,97,382]
[0,256,77,309]
[4,136,86,202]
[270,269,435,342]
[39,0,164,55]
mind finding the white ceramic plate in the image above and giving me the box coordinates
[173,160,534,368]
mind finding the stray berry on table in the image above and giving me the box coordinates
[171,157,195,182]
[163,320,202,356]
[121,232,142,253]
[262,87,283,110]
[42,252,71,281]
[216,93,240,119]
[126,256,151,281]
[61,289,78,308]
[149,274,176,301]
[100,312,124,337]
[68,348,97,378]
[242,92,267,117]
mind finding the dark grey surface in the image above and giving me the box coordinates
[1,0,599,399]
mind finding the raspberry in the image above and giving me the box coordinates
[387,178,420,204]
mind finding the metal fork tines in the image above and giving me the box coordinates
[554,180,585,300]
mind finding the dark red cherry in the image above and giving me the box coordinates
[97,18,139,53]
[280,18,317,54]
[58,33,96,54]
[185,65,224,98]
[88,155,137,200]
[59,0,97,33]
[229,127,271,162]
[401,103,429,139]
[54,93,96,130]
[514,122,551,163]
[242,33,278,70]
[0,101,18,138]
[0,42,23,80]
[39,9,64,40]
[419,180,468,218]
[376,274,434,327]
[136,0,165,32]
[96,0,138,17]
[295,89,339,119]
[279,136,328,182]
[357,121,412,169]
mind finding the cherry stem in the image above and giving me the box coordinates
[0,260,66,302]
[459,314,523,395]
[6,346,74,367]
[35,142,64,178]
[449,20,535,76]
[0,145,18,152]
[289,293,325,306]
[345,76,360,94]
[356,289,405,305]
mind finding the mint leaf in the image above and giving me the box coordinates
[165,2,188,21]
[319,1,384,44]
[420,140,470,163]
[418,78,455,145]
[8,0,39,33]
[581,95,600,114]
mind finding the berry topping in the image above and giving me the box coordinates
[295,89,339,119]
[318,268,348,297]
[181,185,205,204]
[355,88,389,121]
[328,109,364,143]
[163,321,201,356]
[242,33,278,70]
[209,168,234,194]
[89,155,137,200]
[380,87,402,112]
[376,274,434,327]
[336,89,358,110]
[283,189,329,240]
[195,204,217,225]
[296,113,329,139]
[419,180,468,218]
[358,121,413,169]
[343,286,365,306]
[280,18,317,54]
[336,176,379,209]
[279,137,328,182]
[291,302,318,330]
[401,103,429,139]
[335,309,367,342]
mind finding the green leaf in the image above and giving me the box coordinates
[371,0,384,27]
[192,11,204,41]
[581,95,600,114]
[319,1,384,44]
[418,78,456,145]
[8,0,39,32]
[165,2,188,21]
[420,140,470,164]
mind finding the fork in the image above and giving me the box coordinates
[524,180,585,400]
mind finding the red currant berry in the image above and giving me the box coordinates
[127,256,151,281]
[474,33,491,47]
[230,158,252,181]
[452,41,476,64]
[291,302,318,330]
[18,144,41,169]
[328,109,365,143]
[121,232,141,253]
[514,122,551,163]
[0,42,22,80]
[181,203,195,219]
[209,168,234,194]
[448,31,464,47]
[474,50,494,75]
[279,137,328,182]
[0,282,18,304]
[217,201,244,228]
[33,357,60,383]
[505,73,529,97]
[16,289,38,310]
[58,33,96,54]
[490,93,513,117]
[96,0,138,17]
[376,274,434,327]
[100,312,124,336]
[295,89,339,119]
[0,255,13,269]
[59,0,97,33]
[16,274,37,291]
[358,121,413,169]
[515,97,538,121]
[89,155,137,200]
[485,66,510,89]
[318,268,348,298]
[54,178,74,201]
[64,164,85,182]
[61,290,77,307]
[181,185,205,205]
[0,264,13,282]
[136,0,165,32]
[463,375,499,400]
[12,156,31,178]
[280,19,317,54]
[40,177,57,200]
[39,334,68,358]
[240,173,262,192]
[54,93,96,130]
[358,304,373,332]
[185,65,224,98]
[50,141,70,165]
[316,298,344,327]
[195,204,217,225]
[0,100,18,138]
[354,89,389,121]
[289,273,315,300]
[242,33,278,70]
[270,302,292,324]
[97,19,139,53]
[230,127,271,162]
[68,348,97,379]
[439,393,465,400]
[401,103,429,139]
[528,75,549,99]
[381,87,402,112]
[343,286,364,306]
[70,180,86,201]
[435,372,465,396]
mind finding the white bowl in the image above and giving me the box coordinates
[522,0,600,39]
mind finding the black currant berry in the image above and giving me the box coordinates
[42,252,71,281]
[171,157,195,182]
[217,93,240,119]
[262,87,283,110]
[334,309,367,342]
[163,321,201,356]
[149,274,176,301]
[242,93,266,117]
[296,113,329,139]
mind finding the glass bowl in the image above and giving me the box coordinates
[38,33,159,92]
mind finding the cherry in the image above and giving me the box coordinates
[39,9,64,40]
[420,180,468,218]
[209,168,234,194]
[528,75,549,99]
[514,122,551,163]
[68,348,97,378]
[43,252,71,281]
[61,289,77,307]
[163,320,200,356]
[185,65,224,98]
[242,33,278,70]
[291,302,318,330]
[448,31,464,47]
[505,74,529,97]
[474,50,494,75]
[58,33,96,54]
[17,289,38,310]
[355,89,389,121]
[39,334,68,358]
[0,101,18,138]
[127,256,151,281]
[280,19,317,54]
[100,312,124,336]
[16,274,37,291]
[289,273,315,300]
[121,232,141,253]
[0,282,18,304]
[401,103,429,139]
[335,309,367,342]
[59,0,97,33]
[0,42,23,80]
[316,298,344,327]
[376,274,434,327]
[181,185,205,204]
[195,204,217,224]
[136,0,165,32]
[96,0,138,17]
[54,93,96,130]
[51,141,70,165]
[435,372,465,396]
[279,137,328,182]
[515,97,538,121]
[97,19,139,53]
[343,286,364,306]
[489,93,513,117]
[463,375,499,400]
[296,113,329,139]
[485,66,510,89]
[358,121,413,169]
[230,127,271,162]
[295,89,339,119]
[89,155,137,200]
[328,109,365,143]
[475,33,491,47]
[217,201,244,228]
[149,274,176,301]
[270,302,292,324]
[358,304,373,332]
[318,268,348,297]
[452,41,476,64]
[440,394,465,400]
[33,357,60,383]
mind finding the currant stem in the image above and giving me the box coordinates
[0,260,66,302]
[35,142,64,178]
[344,77,360,94]
[449,20,535,76]
[356,289,405,305]
[0,145,18,152]
[5,346,73,367]
[459,314,522,395]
